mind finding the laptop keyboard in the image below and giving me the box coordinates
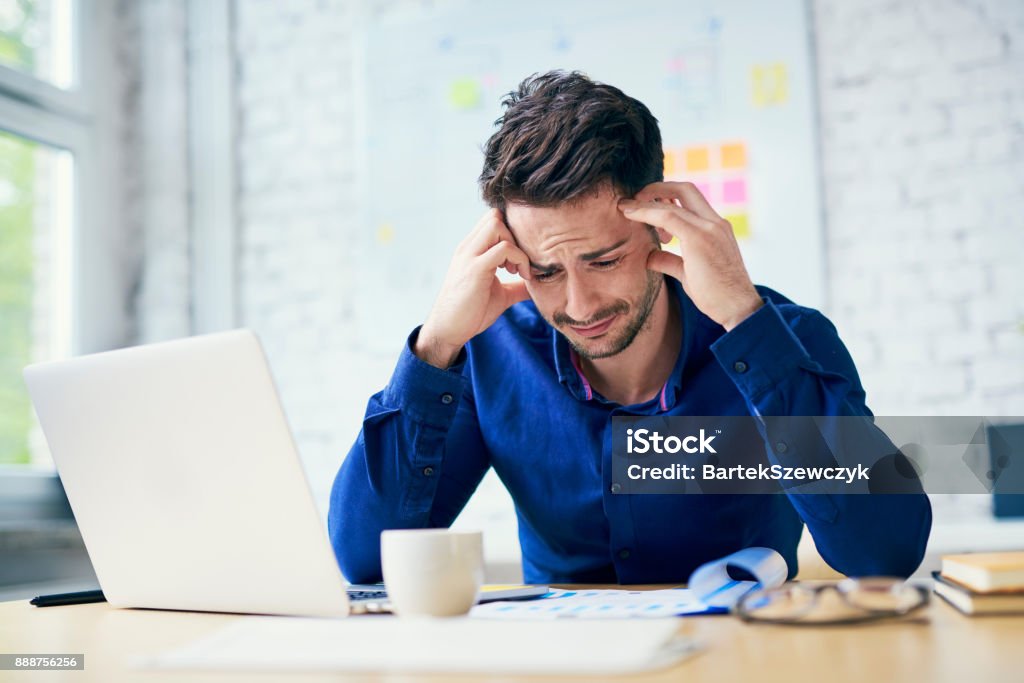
[347,589,388,602]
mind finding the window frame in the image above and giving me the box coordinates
[0,0,112,495]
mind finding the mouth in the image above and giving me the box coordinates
[569,315,618,338]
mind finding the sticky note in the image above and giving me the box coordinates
[724,213,750,239]
[449,78,482,110]
[722,178,747,204]
[751,63,788,107]
[663,149,678,177]
[720,143,747,169]
[684,146,710,172]
[376,223,394,245]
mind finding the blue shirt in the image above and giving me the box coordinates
[328,277,932,584]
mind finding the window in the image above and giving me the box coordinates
[0,0,75,89]
[0,0,84,471]
[0,132,73,467]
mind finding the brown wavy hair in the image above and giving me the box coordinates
[479,70,664,210]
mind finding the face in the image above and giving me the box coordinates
[505,185,663,360]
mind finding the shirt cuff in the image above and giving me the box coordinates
[382,326,468,429]
[709,298,812,401]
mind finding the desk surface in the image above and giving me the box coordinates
[2,585,1022,682]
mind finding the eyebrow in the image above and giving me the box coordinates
[529,238,630,271]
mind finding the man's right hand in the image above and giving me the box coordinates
[415,209,532,369]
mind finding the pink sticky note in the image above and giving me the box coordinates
[722,178,747,204]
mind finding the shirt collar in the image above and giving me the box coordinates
[553,275,697,411]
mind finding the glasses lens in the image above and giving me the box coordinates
[741,585,818,619]
[839,578,924,613]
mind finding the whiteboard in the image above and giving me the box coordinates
[353,0,824,346]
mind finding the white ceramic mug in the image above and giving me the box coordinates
[380,529,484,617]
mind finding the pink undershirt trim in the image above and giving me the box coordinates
[568,348,671,410]
[568,348,593,401]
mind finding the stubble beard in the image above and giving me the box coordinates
[561,271,664,361]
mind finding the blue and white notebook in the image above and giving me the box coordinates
[470,547,788,620]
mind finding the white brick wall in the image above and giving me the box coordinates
[117,0,1024,571]
[120,0,192,344]
[814,0,1024,417]
[234,0,376,513]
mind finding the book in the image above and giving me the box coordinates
[932,572,1024,615]
[941,551,1024,592]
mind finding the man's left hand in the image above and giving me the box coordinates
[618,181,763,332]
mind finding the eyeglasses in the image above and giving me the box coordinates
[735,578,930,626]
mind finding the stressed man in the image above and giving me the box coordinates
[328,70,931,584]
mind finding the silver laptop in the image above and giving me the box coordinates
[23,329,366,617]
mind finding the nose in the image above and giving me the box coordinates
[563,271,602,324]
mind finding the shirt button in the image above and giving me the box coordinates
[440,393,454,405]
[422,466,435,477]
[618,549,631,560]
[733,361,748,374]
[610,483,622,494]
[775,441,789,454]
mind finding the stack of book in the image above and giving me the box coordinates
[933,551,1024,615]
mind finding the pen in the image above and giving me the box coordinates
[30,589,106,607]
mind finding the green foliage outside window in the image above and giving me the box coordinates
[0,131,36,465]
[0,0,39,75]
[1,1,41,465]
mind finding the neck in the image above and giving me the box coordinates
[579,277,682,406]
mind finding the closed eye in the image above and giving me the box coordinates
[531,256,622,281]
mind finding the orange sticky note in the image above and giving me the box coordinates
[684,146,710,172]
[663,149,677,177]
[721,143,747,169]
[724,212,750,239]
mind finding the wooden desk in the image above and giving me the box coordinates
[1,585,1021,682]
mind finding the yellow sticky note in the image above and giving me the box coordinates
[721,142,747,169]
[449,78,482,110]
[751,63,788,108]
[376,223,395,245]
[724,213,750,239]
[684,146,710,172]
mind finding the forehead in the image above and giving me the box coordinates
[504,186,634,255]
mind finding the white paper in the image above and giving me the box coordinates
[470,587,717,619]
[688,547,789,608]
[136,615,699,675]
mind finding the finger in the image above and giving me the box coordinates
[481,239,532,279]
[622,196,709,227]
[468,208,521,255]
[634,181,719,222]
[647,249,686,284]
[462,208,505,253]
[501,280,530,306]
[619,201,708,241]
[502,260,525,279]
[499,246,531,280]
